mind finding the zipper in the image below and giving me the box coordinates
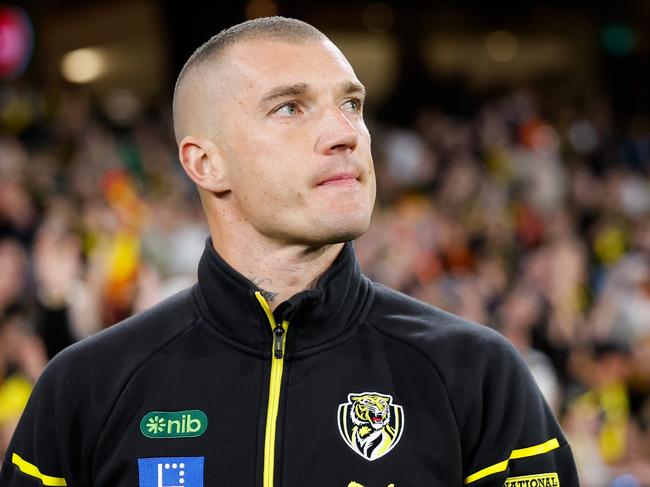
[255,291,289,487]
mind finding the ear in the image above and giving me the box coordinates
[178,136,230,194]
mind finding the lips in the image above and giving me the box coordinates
[316,172,359,186]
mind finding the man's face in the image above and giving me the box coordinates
[207,38,376,247]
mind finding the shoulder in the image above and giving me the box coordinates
[365,281,532,403]
[365,280,546,419]
[42,286,199,389]
[366,281,512,357]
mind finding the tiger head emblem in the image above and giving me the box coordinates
[350,394,391,431]
[337,392,405,461]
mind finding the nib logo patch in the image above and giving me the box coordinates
[140,410,208,438]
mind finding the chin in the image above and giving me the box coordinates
[310,214,371,245]
[318,230,365,246]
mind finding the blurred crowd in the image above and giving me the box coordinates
[1,81,650,486]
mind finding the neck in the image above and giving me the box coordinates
[210,230,344,311]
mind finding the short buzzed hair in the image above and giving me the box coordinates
[173,16,327,143]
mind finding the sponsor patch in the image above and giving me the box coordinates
[138,456,204,487]
[504,473,560,486]
[140,410,208,438]
[337,391,404,461]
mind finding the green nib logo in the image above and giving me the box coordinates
[146,416,166,434]
[140,410,208,438]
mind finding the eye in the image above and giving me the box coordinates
[342,98,363,113]
[273,102,301,117]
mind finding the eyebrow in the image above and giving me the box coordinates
[259,81,367,106]
[341,81,366,99]
[260,83,308,105]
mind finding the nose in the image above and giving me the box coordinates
[314,108,359,155]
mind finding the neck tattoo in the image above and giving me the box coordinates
[251,276,279,303]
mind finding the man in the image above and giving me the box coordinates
[0,17,579,487]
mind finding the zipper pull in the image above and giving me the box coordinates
[273,325,285,359]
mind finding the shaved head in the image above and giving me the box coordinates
[172,16,327,144]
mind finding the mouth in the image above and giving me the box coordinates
[316,172,360,186]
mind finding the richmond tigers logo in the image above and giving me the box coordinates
[337,392,405,461]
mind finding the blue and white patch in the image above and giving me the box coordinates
[138,456,204,487]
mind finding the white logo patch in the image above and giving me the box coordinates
[337,391,405,461]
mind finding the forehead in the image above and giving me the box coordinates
[215,38,360,98]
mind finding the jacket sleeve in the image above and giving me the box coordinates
[0,354,79,487]
[449,330,580,486]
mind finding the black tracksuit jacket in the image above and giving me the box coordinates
[0,239,579,487]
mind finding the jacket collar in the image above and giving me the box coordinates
[193,237,373,357]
